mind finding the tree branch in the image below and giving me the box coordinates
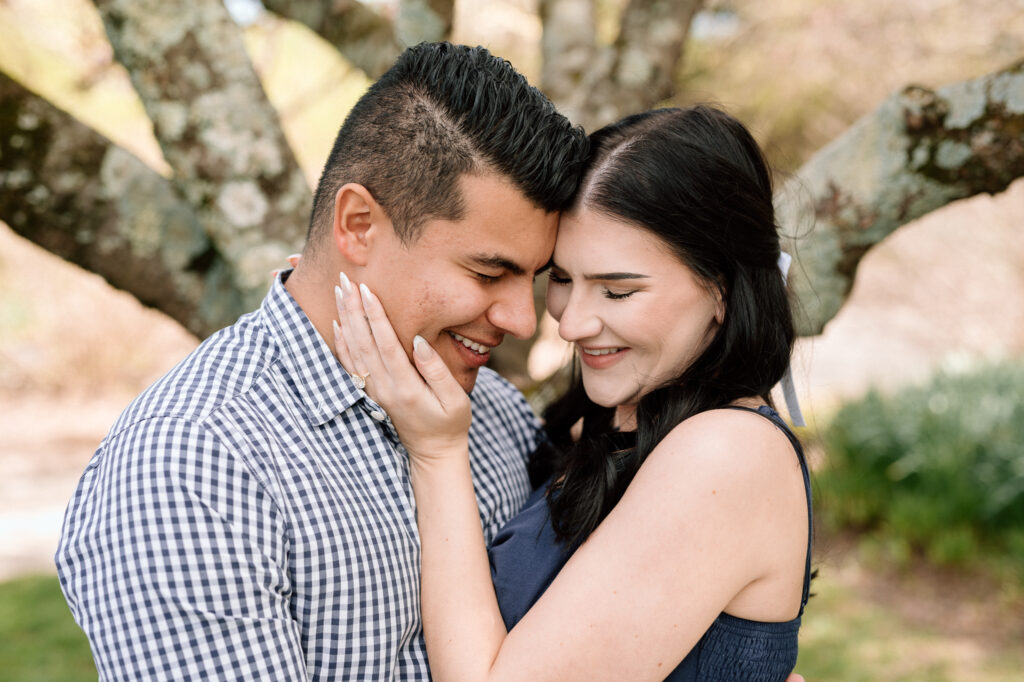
[541,0,704,130]
[0,72,245,338]
[538,0,598,124]
[264,0,454,80]
[93,0,311,311]
[262,0,404,79]
[397,0,454,46]
[780,59,1024,335]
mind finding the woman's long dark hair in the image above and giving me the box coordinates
[530,106,796,546]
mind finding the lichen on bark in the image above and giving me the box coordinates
[0,72,244,337]
[779,59,1024,336]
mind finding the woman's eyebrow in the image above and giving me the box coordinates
[548,261,651,280]
[584,272,650,281]
[548,261,650,281]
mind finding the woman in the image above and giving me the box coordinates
[334,105,812,681]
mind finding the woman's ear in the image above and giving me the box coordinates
[713,285,726,326]
[331,183,390,265]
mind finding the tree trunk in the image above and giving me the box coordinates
[541,0,704,130]
[0,73,240,337]
[2,2,1021,375]
[780,58,1024,336]
[94,0,311,312]
[263,0,455,81]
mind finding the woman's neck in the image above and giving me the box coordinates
[612,404,637,431]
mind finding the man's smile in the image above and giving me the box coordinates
[448,331,499,355]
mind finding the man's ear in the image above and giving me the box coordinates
[331,183,390,266]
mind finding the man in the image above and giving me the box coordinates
[57,42,587,680]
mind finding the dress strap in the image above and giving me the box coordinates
[720,405,813,615]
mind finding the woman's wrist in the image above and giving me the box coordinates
[408,444,471,478]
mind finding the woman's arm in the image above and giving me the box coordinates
[335,279,806,681]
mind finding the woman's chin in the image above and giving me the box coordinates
[582,386,627,411]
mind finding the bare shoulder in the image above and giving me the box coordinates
[638,406,801,493]
[616,407,808,622]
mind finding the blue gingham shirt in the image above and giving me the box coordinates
[56,274,539,680]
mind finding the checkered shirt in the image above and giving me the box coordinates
[55,274,539,680]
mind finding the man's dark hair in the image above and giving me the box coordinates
[308,42,588,245]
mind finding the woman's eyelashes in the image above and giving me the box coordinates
[548,271,637,300]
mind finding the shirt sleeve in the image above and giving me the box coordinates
[55,416,309,681]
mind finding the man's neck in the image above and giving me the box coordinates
[284,261,339,359]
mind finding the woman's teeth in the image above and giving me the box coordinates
[451,332,490,355]
[581,347,621,356]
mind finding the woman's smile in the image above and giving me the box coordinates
[578,345,629,369]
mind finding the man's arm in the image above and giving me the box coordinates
[56,417,308,680]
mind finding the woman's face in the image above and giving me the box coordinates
[546,209,723,426]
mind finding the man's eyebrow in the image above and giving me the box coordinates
[469,254,527,276]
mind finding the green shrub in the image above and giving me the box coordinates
[819,358,1024,570]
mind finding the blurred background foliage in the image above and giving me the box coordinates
[1,0,1023,680]
[819,358,1024,579]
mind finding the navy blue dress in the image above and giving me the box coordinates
[488,405,812,681]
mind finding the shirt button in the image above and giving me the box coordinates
[369,410,387,421]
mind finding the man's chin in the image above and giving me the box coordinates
[454,367,480,394]
[436,342,481,393]
[442,358,479,394]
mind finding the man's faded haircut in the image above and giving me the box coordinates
[308,42,589,245]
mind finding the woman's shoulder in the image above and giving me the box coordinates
[643,404,800,487]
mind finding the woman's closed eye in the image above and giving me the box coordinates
[550,271,637,300]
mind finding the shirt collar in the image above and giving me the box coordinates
[261,271,365,426]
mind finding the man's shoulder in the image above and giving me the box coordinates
[471,367,527,405]
[110,309,279,439]
[470,367,540,430]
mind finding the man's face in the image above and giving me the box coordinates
[361,172,558,392]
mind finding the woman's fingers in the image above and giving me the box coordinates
[357,283,429,387]
[412,335,470,420]
[335,273,385,389]
[332,294,357,374]
[333,275,468,439]
[332,275,470,457]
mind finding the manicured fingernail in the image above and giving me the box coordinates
[334,285,344,309]
[359,282,373,308]
[332,319,341,343]
[413,335,433,361]
[287,253,301,260]
[339,271,352,293]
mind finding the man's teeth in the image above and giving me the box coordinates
[582,347,621,356]
[451,332,492,355]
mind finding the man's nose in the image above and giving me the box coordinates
[488,280,540,340]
